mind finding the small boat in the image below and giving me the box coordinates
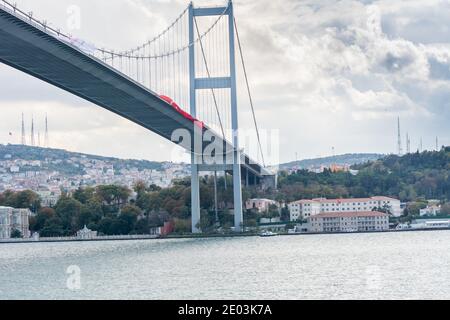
[259,231,278,237]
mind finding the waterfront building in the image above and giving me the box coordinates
[289,196,402,221]
[12,208,31,238]
[0,206,12,238]
[245,198,279,214]
[77,225,98,240]
[411,217,450,229]
[308,211,390,233]
[258,221,287,232]
[0,206,31,239]
[149,221,175,237]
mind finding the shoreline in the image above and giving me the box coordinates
[1,227,449,245]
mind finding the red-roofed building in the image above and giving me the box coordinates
[308,211,389,233]
[289,196,401,221]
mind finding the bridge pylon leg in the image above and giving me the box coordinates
[191,156,201,234]
[188,0,245,233]
[229,1,244,233]
[233,151,244,232]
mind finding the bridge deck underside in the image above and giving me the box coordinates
[0,8,269,180]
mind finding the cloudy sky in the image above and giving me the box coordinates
[1,0,449,164]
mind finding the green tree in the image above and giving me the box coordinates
[96,185,131,207]
[73,187,95,204]
[77,205,102,230]
[40,217,65,237]
[441,203,450,216]
[30,207,56,232]
[110,219,131,235]
[98,217,114,235]
[135,218,150,234]
[10,229,22,238]
[0,190,41,213]
[133,180,147,196]
[54,196,82,234]
[119,205,141,234]
[261,204,280,219]
[405,201,427,217]
[280,205,290,221]
[174,218,191,234]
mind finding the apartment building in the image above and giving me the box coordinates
[308,211,389,233]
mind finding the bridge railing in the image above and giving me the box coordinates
[0,0,72,41]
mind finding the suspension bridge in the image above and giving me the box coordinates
[0,0,276,233]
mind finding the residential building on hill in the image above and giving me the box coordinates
[420,205,441,217]
[37,190,62,207]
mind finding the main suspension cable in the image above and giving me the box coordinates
[194,16,226,142]
[234,17,266,167]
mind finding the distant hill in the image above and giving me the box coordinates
[0,144,165,174]
[280,153,385,170]
[264,147,450,206]
[0,145,385,173]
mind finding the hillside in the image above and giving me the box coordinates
[1,144,384,173]
[280,153,384,170]
[0,144,164,174]
[258,147,450,204]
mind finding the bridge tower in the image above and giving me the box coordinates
[188,0,244,233]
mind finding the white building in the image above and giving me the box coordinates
[411,218,450,229]
[245,199,278,214]
[420,205,441,217]
[288,200,321,221]
[77,225,98,240]
[308,211,390,233]
[11,208,31,238]
[0,206,12,239]
[37,190,61,207]
[289,196,402,221]
[9,166,19,173]
[0,206,31,239]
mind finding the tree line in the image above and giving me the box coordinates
[0,175,254,237]
[250,147,450,204]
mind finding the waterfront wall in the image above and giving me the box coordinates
[0,234,160,244]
